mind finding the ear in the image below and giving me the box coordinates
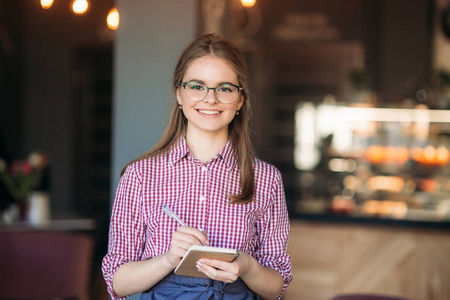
[176,87,182,105]
[236,95,244,111]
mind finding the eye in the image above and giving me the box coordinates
[217,84,235,93]
[187,82,206,91]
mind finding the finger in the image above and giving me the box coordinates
[176,226,210,246]
[199,258,238,274]
[200,230,209,245]
[170,239,195,252]
[172,231,204,247]
[196,260,237,283]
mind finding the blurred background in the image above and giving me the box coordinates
[0,0,450,299]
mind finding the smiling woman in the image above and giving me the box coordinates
[102,33,292,300]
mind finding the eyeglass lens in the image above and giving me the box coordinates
[184,82,239,103]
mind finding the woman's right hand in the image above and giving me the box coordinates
[164,226,210,268]
[112,227,209,298]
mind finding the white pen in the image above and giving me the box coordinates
[162,204,206,246]
[162,204,188,226]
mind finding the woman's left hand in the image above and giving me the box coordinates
[195,251,251,283]
[196,251,284,299]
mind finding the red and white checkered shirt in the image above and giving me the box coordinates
[102,138,292,299]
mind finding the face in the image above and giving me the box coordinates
[177,55,243,139]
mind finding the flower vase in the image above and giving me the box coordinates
[27,191,50,225]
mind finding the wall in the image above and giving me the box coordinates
[111,0,197,195]
[0,1,22,161]
[378,0,431,103]
[255,0,431,104]
[17,0,113,212]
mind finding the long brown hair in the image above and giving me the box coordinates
[122,33,255,204]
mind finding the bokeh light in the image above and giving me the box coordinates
[107,8,120,30]
[41,0,54,9]
[72,0,89,14]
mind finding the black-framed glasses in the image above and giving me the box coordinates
[179,81,243,104]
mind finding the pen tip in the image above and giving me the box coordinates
[162,204,166,208]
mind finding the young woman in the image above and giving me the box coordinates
[102,33,292,300]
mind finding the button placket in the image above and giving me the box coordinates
[200,166,209,202]
[198,165,210,232]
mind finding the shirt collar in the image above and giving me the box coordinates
[169,137,190,166]
[218,140,237,170]
[169,137,237,170]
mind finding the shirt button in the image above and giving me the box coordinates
[202,167,208,172]
[200,195,206,201]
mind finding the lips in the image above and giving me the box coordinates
[197,109,221,115]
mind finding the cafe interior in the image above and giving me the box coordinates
[0,0,449,299]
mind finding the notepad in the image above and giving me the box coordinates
[174,245,239,278]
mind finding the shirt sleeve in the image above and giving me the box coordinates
[102,164,146,300]
[254,168,293,299]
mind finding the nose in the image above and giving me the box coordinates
[203,88,219,103]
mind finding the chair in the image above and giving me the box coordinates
[330,294,411,300]
[0,230,94,300]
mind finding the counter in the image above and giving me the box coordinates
[284,220,450,300]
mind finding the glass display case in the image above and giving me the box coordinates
[293,103,450,225]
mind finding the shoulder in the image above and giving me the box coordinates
[124,152,169,178]
[252,157,282,182]
[251,157,285,204]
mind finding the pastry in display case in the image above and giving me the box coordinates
[294,102,450,224]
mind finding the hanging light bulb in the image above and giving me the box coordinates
[107,8,120,30]
[241,0,256,8]
[72,0,89,14]
[41,0,54,9]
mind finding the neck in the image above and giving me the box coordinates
[185,129,228,163]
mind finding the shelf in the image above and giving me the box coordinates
[291,104,450,226]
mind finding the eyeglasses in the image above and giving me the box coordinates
[179,81,243,104]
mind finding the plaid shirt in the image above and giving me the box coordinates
[102,138,292,299]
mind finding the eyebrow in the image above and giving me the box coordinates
[185,79,239,86]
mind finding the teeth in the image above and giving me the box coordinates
[198,110,220,115]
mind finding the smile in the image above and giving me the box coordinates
[198,110,221,115]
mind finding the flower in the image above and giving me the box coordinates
[0,151,49,203]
